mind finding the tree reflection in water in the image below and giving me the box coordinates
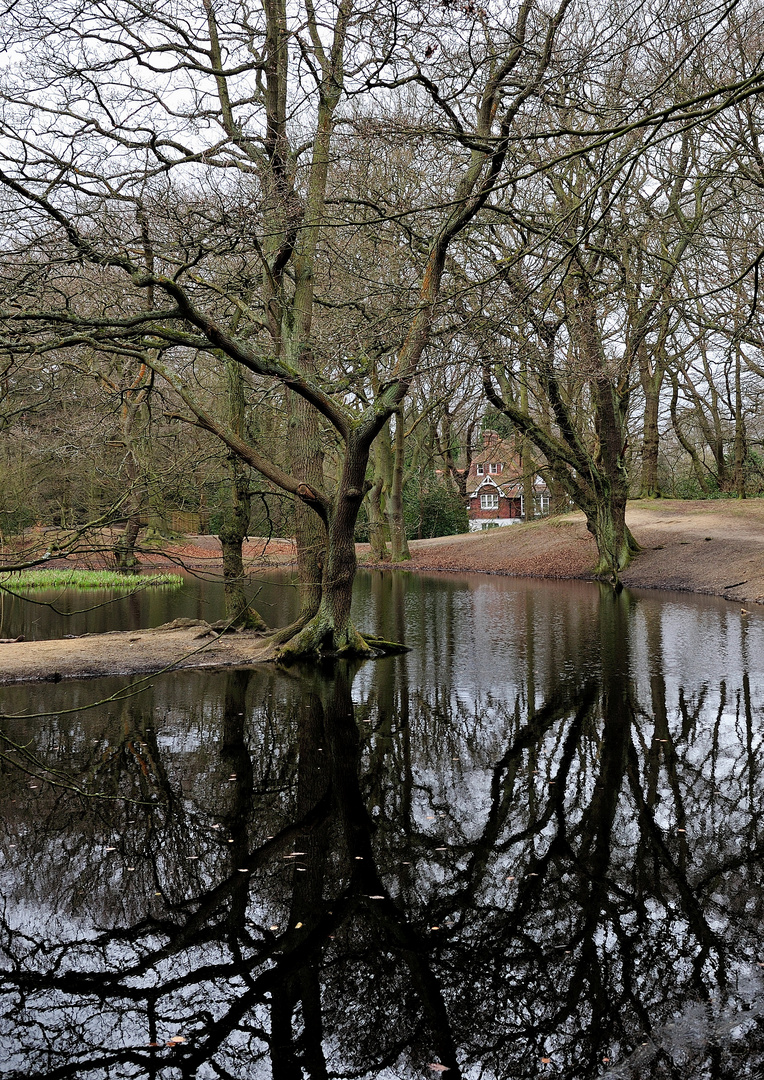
[1,585,764,1078]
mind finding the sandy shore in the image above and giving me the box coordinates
[0,620,270,686]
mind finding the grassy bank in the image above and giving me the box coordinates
[0,569,183,591]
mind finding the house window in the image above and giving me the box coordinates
[480,492,499,510]
[489,462,501,474]
[476,464,484,475]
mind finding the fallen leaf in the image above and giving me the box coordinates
[295,921,303,928]
[541,1057,551,1064]
[427,1066,449,1073]
[368,895,385,899]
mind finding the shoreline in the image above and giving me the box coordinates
[2,499,763,685]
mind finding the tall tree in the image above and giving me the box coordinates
[0,0,576,655]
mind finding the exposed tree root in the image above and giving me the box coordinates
[259,615,410,664]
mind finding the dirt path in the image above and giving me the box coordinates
[1,499,762,684]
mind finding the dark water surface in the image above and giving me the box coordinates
[0,569,301,640]
[1,572,764,1078]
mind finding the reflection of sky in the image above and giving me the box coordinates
[3,575,764,1077]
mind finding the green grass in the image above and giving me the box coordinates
[0,569,184,591]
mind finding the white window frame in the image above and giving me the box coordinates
[489,462,500,474]
[480,492,499,510]
[476,463,484,475]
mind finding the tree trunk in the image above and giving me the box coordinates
[734,340,746,499]
[589,376,640,581]
[367,425,391,562]
[388,411,410,562]
[638,331,667,499]
[113,424,142,571]
[277,470,369,659]
[519,357,536,518]
[640,383,661,498]
[114,514,141,571]
[219,362,267,630]
[219,490,267,632]
[288,390,325,623]
[584,494,640,581]
[274,438,408,661]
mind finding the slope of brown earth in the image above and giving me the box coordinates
[390,499,764,605]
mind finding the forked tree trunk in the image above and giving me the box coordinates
[277,458,370,660]
[274,438,408,661]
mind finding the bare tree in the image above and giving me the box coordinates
[0,0,578,655]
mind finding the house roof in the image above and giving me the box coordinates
[466,432,549,498]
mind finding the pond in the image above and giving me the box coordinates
[1,572,763,1079]
[0,569,301,641]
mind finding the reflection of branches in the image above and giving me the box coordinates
[2,615,764,1078]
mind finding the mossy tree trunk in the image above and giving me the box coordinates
[276,434,374,659]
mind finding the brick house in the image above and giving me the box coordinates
[467,432,550,531]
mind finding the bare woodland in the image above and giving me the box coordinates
[2,0,764,656]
